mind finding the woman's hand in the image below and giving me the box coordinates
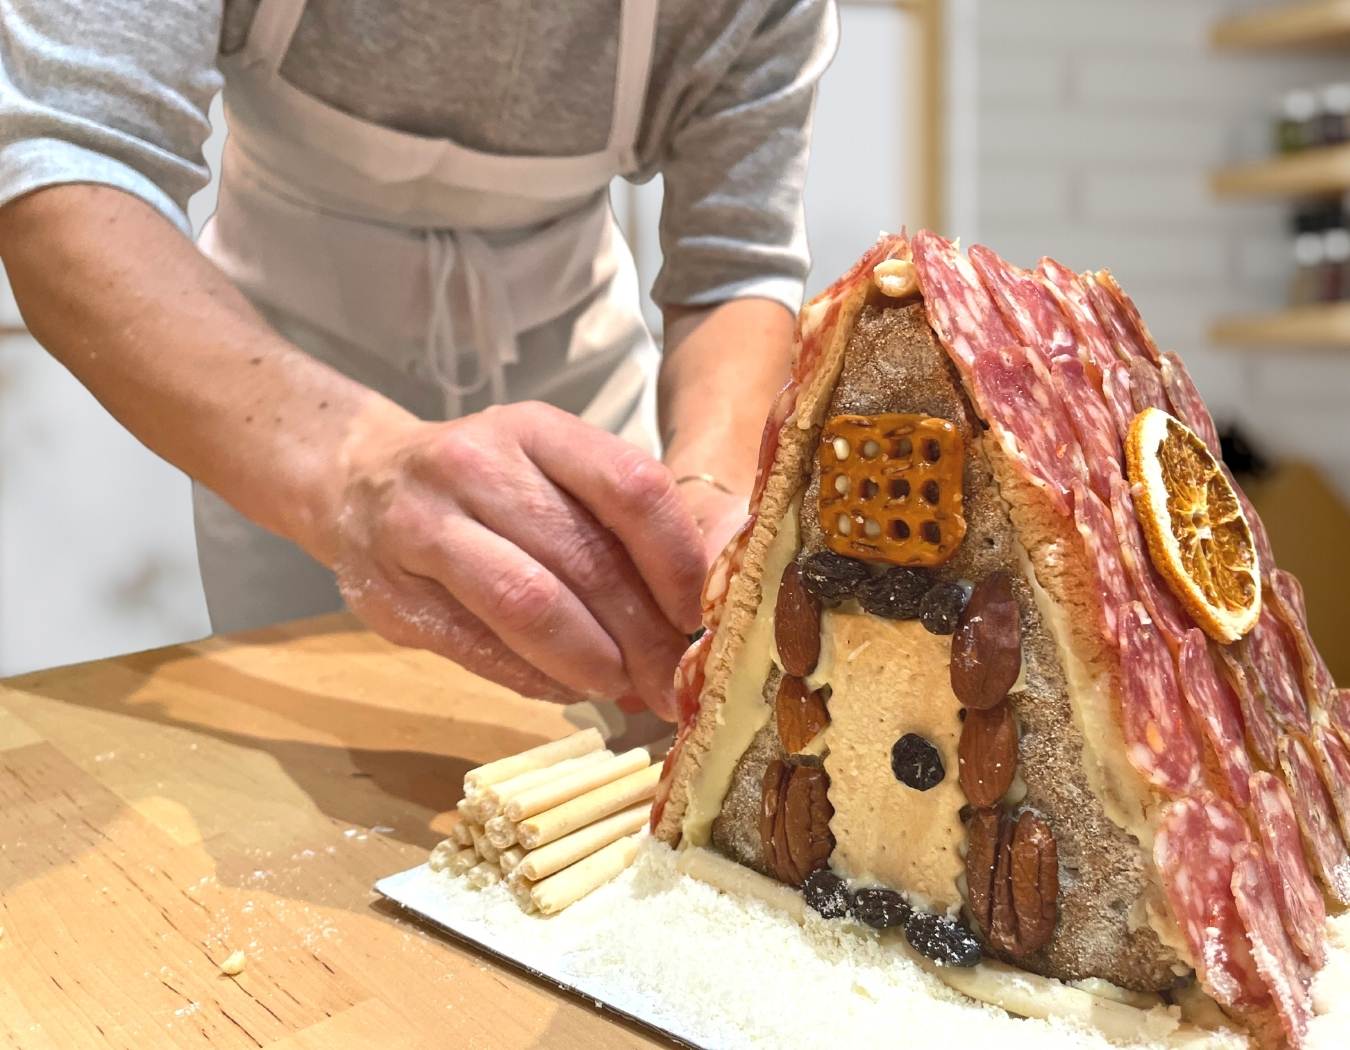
[327,401,707,719]
[675,476,751,567]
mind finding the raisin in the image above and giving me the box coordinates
[799,551,871,603]
[890,733,945,791]
[903,910,982,967]
[920,582,968,635]
[802,869,853,919]
[853,887,910,930]
[857,567,929,619]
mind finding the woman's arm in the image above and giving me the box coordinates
[0,184,705,715]
[659,298,794,557]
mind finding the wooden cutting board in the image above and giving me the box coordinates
[0,614,669,1049]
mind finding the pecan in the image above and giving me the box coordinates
[760,759,834,886]
[774,563,821,677]
[760,759,789,874]
[775,675,830,754]
[964,808,1001,935]
[958,702,1018,808]
[989,813,1018,955]
[1010,811,1059,954]
[784,764,834,884]
[950,571,1022,710]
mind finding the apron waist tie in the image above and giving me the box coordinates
[424,229,519,419]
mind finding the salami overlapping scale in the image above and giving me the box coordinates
[1248,770,1327,969]
[1313,723,1350,846]
[1245,607,1313,735]
[1072,483,1133,646]
[1086,270,1162,364]
[1215,646,1281,771]
[1178,631,1254,808]
[1127,358,1168,415]
[1334,689,1350,737]
[1278,732,1350,904]
[1108,476,1191,645]
[1154,795,1267,1008]
[1037,257,1115,371]
[912,230,1015,372]
[1231,842,1313,1046]
[1160,352,1221,457]
[1268,570,1335,713]
[1118,603,1203,796]
[969,347,1085,517]
[1051,357,1121,502]
[1225,465,1275,577]
[1100,362,1137,446]
[969,244,1076,361]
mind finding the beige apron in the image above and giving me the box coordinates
[194,0,661,632]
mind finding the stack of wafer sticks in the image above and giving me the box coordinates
[428,728,664,915]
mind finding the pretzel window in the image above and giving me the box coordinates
[818,414,966,567]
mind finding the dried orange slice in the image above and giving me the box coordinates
[1125,408,1260,643]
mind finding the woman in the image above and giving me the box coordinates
[0,0,835,718]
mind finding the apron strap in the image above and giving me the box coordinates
[244,0,308,75]
[608,0,659,170]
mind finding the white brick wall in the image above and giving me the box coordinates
[961,0,1350,494]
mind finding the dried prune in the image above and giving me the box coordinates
[853,887,910,929]
[920,581,968,635]
[803,869,853,919]
[857,567,929,619]
[903,910,982,967]
[891,733,945,791]
[799,550,871,603]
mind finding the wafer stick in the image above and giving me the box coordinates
[450,822,474,848]
[530,833,643,914]
[484,814,518,850]
[464,729,605,793]
[505,748,652,822]
[517,802,651,881]
[466,862,502,889]
[428,839,458,873]
[498,846,526,874]
[475,750,613,822]
[507,876,538,913]
[517,764,661,850]
[469,824,499,864]
[447,847,479,875]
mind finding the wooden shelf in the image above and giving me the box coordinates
[1210,302,1350,348]
[1211,143,1350,199]
[1212,0,1350,50]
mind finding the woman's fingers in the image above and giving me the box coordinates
[338,568,584,702]
[400,518,635,703]
[457,473,686,718]
[514,405,707,635]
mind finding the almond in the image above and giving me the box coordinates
[950,571,1022,710]
[776,676,830,754]
[1010,811,1058,954]
[775,563,821,677]
[958,702,1018,808]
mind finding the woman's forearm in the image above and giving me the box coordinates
[658,297,795,495]
[0,184,410,565]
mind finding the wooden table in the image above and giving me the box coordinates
[0,615,668,1049]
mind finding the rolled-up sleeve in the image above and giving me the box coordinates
[0,0,223,235]
[652,0,836,314]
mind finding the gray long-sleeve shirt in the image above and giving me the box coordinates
[0,0,836,312]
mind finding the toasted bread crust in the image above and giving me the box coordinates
[652,277,876,846]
